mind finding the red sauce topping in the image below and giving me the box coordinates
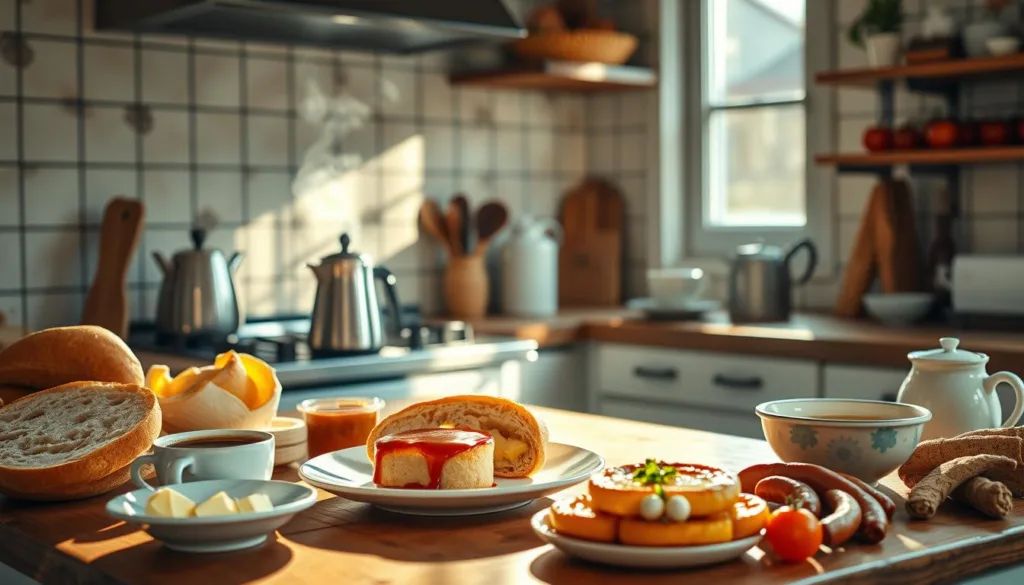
[372,429,493,489]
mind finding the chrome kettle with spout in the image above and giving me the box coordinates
[153,228,244,338]
[307,233,402,355]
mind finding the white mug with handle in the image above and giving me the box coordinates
[131,429,275,490]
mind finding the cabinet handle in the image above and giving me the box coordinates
[633,366,678,381]
[881,392,898,402]
[712,374,763,390]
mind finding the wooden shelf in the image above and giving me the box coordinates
[815,53,1024,91]
[816,147,1024,168]
[449,61,657,91]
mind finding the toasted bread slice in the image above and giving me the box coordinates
[0,382,161,500]
[366,395,548,478]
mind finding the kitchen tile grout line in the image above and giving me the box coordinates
[134,28,147,319]
[76,0,89,305]
[14,0,27,328]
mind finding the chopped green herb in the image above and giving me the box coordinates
[632,459,677,499]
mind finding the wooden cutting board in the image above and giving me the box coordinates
[81,198,145,339]
[558,178,623,307]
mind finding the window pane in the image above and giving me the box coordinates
[707,0,805,106]
[706,105,805,227]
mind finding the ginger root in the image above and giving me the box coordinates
[906,455,1017,520]
[954,476,1014,519]
[897,435,1023,488]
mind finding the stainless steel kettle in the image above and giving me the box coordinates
[307,233,402,355]
[728,238,817,323]
[153,228,244,338]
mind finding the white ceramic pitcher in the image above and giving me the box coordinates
[897,337,1024,441]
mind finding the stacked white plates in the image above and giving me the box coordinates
[268,416,307,467]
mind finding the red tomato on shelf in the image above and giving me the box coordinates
[979,120,1012,146]
[925,119,959,149]
[862,126,892,152]
[892,125,920,150]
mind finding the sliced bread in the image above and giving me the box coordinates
[0,326,145,391]
[366,395,548,478]
[0,382,161,500]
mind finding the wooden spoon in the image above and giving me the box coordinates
[452,194,471,254]
[446,198,464,256]
[474,201,509,257]
[419,199,452,255]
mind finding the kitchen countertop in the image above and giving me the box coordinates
[4,401,1024,584]
[451,309,1024,370]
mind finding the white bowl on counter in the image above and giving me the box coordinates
[987,36,1021,56]
[863,292,934,325]
[756,399,932,484]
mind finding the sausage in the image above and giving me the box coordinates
[820,489,862,547]
[839,473,896,520]
[739,463,888,544]
[754,476,822,517]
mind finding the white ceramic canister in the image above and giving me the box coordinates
[500,216,563,317]
[897,337,1024,441]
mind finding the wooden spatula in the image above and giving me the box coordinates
[82,198,144,339]
[419,199,452,255]
[473,201,509,257]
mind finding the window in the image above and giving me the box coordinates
[707,0,805,228]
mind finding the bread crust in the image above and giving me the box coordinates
[366,395,548,477]
[0,382,161,500]
[0,463,134,501]
[0,326,144,390]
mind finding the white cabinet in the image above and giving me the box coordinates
[516,347,586,412]
[599,398,764,439]
[823,365,905,402]
[590,343,819,437]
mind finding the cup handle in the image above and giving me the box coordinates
[165,456,195,485]
[130,454,158,491]
[984,371,1024,428]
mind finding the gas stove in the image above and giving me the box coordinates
[128,313,537,391]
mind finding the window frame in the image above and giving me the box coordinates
[654,0,834,276]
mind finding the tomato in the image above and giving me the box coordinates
[925,119,959,149]
[980,120,1011,146]
[765,506,823,563]
[862,126,892,152]
[892,125,920,150]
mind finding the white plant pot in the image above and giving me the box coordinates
[865,32,901,67]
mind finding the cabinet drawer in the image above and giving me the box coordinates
[596,344,818,412]
[823,365,905,402]
[599,398,763,439]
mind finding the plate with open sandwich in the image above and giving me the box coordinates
[298,395,604,516]
[531,460,768,569]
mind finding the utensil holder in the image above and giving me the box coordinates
[444,255,488,319]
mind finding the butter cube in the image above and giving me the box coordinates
[236,493,273,514]
[145,488,196,518]
[195,491,239,517]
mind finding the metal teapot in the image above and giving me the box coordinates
[153,228,244,338]
[307,233,402,355]
[728,238,817,323]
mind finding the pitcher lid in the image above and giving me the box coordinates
[908,337,986,365]
[319,233,367,264]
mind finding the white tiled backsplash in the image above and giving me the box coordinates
[803,0,1024,308]
[0,0,657,330]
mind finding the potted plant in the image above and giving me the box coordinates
[849,0,904,67]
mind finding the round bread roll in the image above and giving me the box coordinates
[0,326,144,390]
[0,382,161,500]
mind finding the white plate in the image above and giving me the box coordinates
[106,479,318,553]
[298,443,603,516]
[530,509,764,569]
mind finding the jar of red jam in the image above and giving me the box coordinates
[297,397,385,458]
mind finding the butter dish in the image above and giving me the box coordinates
[106,479,316,553]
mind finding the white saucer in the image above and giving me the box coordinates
[627,298,720,321]
[298,443,604,516]
[106,479,317,553]
[530,509,764,569]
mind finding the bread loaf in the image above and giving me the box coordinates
[366,395,548,478]
[0,326,144,390]
[0,382,161,500]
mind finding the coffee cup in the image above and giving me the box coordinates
[130,429,275,490]
[647,268,707,304]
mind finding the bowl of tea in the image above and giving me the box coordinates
[755,399,932,484]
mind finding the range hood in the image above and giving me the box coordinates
[96,0,525,54]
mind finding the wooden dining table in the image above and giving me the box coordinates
[3,400,1024,585]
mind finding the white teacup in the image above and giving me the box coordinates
[131,429,275,490]
[647,268,707,304]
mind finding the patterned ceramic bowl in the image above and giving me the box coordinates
[755,399,932,484]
